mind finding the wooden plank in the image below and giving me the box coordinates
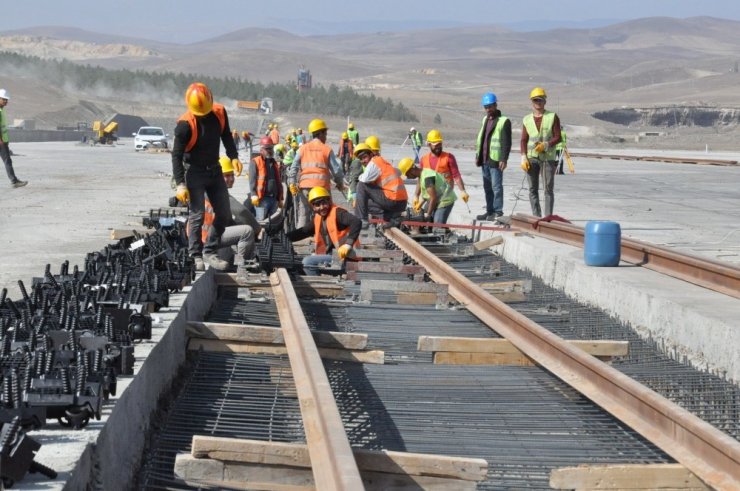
[434,351,536,366]
[186,321,368,350]
[419,336,629,357]
[473,235,504,250]
[478,279,532,293]
[109,228,150,240]
[176,454,476,490]
[190,436,488,481]
[188,338,384,364]
[397,291,440,305]
[550,463,710,490]
[270,269,364,490]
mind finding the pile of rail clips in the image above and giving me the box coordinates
[0,209,195,487]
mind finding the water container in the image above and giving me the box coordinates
[584,221,621,266]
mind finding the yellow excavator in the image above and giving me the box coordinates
[89,120,118,145]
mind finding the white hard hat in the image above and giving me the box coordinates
[410,127,415,131]
[0,89,9,101]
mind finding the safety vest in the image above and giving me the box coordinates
[523,111,557,161]
[269,128,280,145]
[313,205,360,255]
[186,198,216,243]
[297,139,332,189]
[338,138,353,158]
[420,152,453,184]
[420,168,456,208]
[284,148,296,165]
[177,103,226,152]
[371,156,408,201]
[556,128,567,151]
[0,108,7,143]
[411,131,422,147]
[476,115,509,163]
[253,156,283,200]
[347,128,359,145]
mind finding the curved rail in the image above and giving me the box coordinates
[270,269,364,490]
[385,228,740,490]
[510,214,740,299]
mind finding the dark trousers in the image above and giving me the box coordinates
[354,182,406,220]
[0,144,18,183]
[186,166,231,257]
[526,159,557,217]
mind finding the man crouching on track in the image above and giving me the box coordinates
[286,187,361,276]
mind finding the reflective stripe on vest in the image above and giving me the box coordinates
[476,115,509,162]
[313,205,359,254]
[523,111,557,161]
[372,156,408,201]
[253,156,283,200]
[177,103,226,153]
[298,139,331,189]
[420,152,452,183]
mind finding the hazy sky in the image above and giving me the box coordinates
[3,0,740,43]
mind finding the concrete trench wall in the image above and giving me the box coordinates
[64,270,218,490]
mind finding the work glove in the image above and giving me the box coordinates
[232,158,243,176]
[251,196,260,207]
[520,156,531,172]
[289,184,299,196]
[533,142,548,154]
[175,184,190,203]
[337,244,352,260]
[460,191,470,203]
[412,198,423,214]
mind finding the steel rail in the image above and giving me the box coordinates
[270,269,365,490]
[510,213,740,299]
[568,151,738,166]
[385,228,740,490]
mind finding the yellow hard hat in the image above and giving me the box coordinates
[426,129,443,144]
[364,135,381,152]
[348,122,355,129]
[185,82,213,116]
[291,141,298,149]
[529,87,547,100]
[308,119,327,134]
[219,155,234,173]
[308,186,331,203]
[275,143,285,153]
[398,157,415,178]
[353,143,372,158]
[341,132,348,139]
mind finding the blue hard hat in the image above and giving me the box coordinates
[481,92,497,106]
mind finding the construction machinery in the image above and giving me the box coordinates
[89,121,118,145]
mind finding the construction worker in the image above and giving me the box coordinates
[284,141,298,169]
[242,131,253,159]
[188,156,257,278]
[274,143,286,164]
[0,89,27,188]
[354,140,408,229]
[172,82,242,271]
[409,127,423,164]
[288,118,344,228]
[345,146,366,207]
[269,123,280,145]
[347,122,360,146]
[400,158,456,224]
[475,92,511,222]
[286,187,361,276]
[265,123,272,137]
[295,128,305,146]
[232,130,241,150]
[521,87,562,217]
[556,125,568,174]
[248,136,283,219]
[416,130,468,209]
[337,131,354,172]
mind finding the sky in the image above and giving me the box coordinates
[2,0,740,43]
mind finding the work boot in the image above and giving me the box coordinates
[193,256,205,272]
[12,180,28,188]
[204,254,230,271]
[382,216,402,230]
[476,212,491,220]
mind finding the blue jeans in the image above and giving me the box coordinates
[481,163,504,216]
[302,254,333,276]
[246,196,278,219]
[433,204,453,224]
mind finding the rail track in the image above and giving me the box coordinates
[141,224,740,490]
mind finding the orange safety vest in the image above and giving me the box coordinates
[177,103,226,152]
[253,156,283,200]
[313,205,360,255]
[371,156,408,201]
[338,138,353,158]
[186,198,216,243]
[269,128,280,145]
[297,139,332,189]
[420,151,452,183]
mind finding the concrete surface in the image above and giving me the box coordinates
[0,139,738,487]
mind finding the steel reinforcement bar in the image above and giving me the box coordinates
[385,228,740,490]
[510,214,740,299]
[270,269,364,490]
